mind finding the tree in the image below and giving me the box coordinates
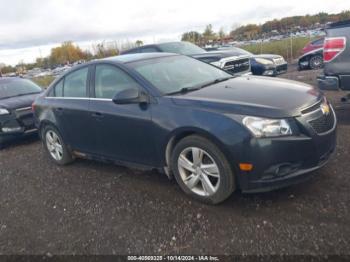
[218,27,226,40]
[181,31,202,44]
[50,41,86,65]
[92,41,119,59]
[202,24,216,42]
[135,40,144,47]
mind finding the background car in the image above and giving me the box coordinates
[34,53,336,204]
[298,47,324,70]
[317,20,350,101]
[207,46,288,76]
[0,78,42,148]
[121,41,251,76]
[302,37,324,54]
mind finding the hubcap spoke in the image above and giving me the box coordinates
[46,133,54,143]
[201,174,216,196]
[192,148,203,166]
[184,174,200,189]
[55,143,63,154]
[178,154,195,172]
[201,164,219,177]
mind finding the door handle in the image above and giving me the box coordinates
[55,107,64,115]
[92,112,104,119]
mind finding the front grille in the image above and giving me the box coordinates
[301,101,323,114]
[309,111,335,134]
[273,57,286,65]
[223,58,250,74]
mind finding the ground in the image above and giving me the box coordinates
[0,66,349,256]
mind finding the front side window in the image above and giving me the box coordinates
[95,64,140,99]
[129,55,231,95]
[54,79,64,97]
[63,67,88,97]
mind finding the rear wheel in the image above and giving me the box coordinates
[309,55,323,70]
[171,135,235,204]
[42,125,74,165]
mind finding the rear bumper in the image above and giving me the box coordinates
[318,74,350,90]
[317,75,340,90]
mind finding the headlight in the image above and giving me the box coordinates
[0,108,10,115]
[243,117,292,138]
[255,58,274,65]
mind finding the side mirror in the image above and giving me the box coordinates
[112,88,149,105]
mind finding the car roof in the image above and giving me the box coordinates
[102,52,178,64]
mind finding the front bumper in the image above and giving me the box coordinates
[235,105,337,193]
[0,109,37,144]
[262,63,288,76]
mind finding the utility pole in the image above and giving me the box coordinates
[290,35,293,61]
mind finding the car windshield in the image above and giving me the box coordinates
[158,42,206,55]
[0,79,42,99]
[129,55,232,95]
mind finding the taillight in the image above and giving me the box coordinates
[323,37,346,62]
[31,103,36,112]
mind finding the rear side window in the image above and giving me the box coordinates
[95,64,140,99]
[312,39,324,45]
[64,67,88,97]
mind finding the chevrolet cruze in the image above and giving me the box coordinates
[33,53,337,204]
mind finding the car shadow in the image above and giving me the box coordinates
[0,133,39,150]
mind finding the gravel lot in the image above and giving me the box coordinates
[0,66,349,256]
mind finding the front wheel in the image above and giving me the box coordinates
[171,135,236,204]
[42,125,74,165]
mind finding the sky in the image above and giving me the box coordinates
[0,0,349,65]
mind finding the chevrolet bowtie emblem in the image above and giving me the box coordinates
[321,103,330,115]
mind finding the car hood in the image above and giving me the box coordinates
[252,54,283,60]
[191,51,250,60]
[0,93,40,110]
[170,76,322,118]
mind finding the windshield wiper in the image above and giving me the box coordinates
[165,76,234,96]
[166,87,200,96]
[199,76,234,89]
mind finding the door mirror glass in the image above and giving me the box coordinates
[112,88,149,104]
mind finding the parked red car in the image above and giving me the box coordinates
[302,38,324,54]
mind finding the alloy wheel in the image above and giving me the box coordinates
[177,147,220,196]
[310,56,323,69]
[46,130,63,161]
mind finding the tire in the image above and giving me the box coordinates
[171,135,236,204]
[41,125,74,165]
[309,55,323,70]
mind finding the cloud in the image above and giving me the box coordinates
[0,0,349,64]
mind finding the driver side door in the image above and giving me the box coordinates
[89,63,157,166]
